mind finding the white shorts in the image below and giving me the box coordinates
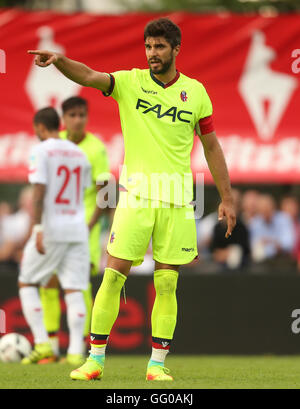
[19,233,89,290]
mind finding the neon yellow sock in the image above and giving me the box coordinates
[151,269,179,339]
[40,287,61,334]
[91,268,127,335]
[82,282,93,337]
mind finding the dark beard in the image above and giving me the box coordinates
[148,54,174,75]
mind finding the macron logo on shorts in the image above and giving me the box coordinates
[182,247,194,252]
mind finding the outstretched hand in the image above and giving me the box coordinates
[27,50,58,67]
[218,200,236,239]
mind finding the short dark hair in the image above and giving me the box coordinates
[144,18,181,48]
[33,107,60,131]
[62,96,88,114]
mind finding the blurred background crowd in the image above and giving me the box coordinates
[196,188,300,274]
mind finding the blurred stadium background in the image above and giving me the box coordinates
[1,0,300,357]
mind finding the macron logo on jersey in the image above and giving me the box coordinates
[136,98,193,123]
[141,86,158,95]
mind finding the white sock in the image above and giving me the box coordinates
[91,345,107,356]
[65,291,86,355]
[150,347,169,364]
[19,287,49,345]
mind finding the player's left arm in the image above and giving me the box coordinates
[198,129,236,238]
[32,183,46,254]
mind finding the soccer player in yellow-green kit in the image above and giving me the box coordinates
[40,96,110,365]
[28,17,236,381]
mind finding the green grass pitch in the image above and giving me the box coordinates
[1,355,300,389]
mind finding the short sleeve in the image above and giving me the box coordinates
[102,70,131,102]
[198,84,213,120]
[28,144,48,185]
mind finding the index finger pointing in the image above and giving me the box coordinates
[27,50,43,55]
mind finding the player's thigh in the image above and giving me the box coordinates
[58,241,90,291]
[152,204,198,265]
[106,253,133,276]
[19,235,67,286]
[107,192,155,266]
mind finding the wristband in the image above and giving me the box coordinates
[33,224,43,233]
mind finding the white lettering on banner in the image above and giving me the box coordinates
[236,139,256,171]
[0,133,37,167]
[1,133,300,180]
[192,135,300,176]
[276,138,300,172]
[255,145,273,171]
[218,136,241,169]
[10,134,36,165]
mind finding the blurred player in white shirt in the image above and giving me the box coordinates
[18,107,91,364]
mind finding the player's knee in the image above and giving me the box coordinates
[154,270,178,296]
[101,268,127,291]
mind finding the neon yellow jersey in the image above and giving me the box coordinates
[60,130,110,222]
[104,68,212,205]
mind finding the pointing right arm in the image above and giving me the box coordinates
[27,50,111,93]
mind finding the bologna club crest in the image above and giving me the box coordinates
[180,91,188,102]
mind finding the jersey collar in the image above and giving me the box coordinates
[150,70,180,89]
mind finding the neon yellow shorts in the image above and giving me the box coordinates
[107,192,198,266]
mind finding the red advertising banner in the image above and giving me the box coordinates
[0,9,299,183]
